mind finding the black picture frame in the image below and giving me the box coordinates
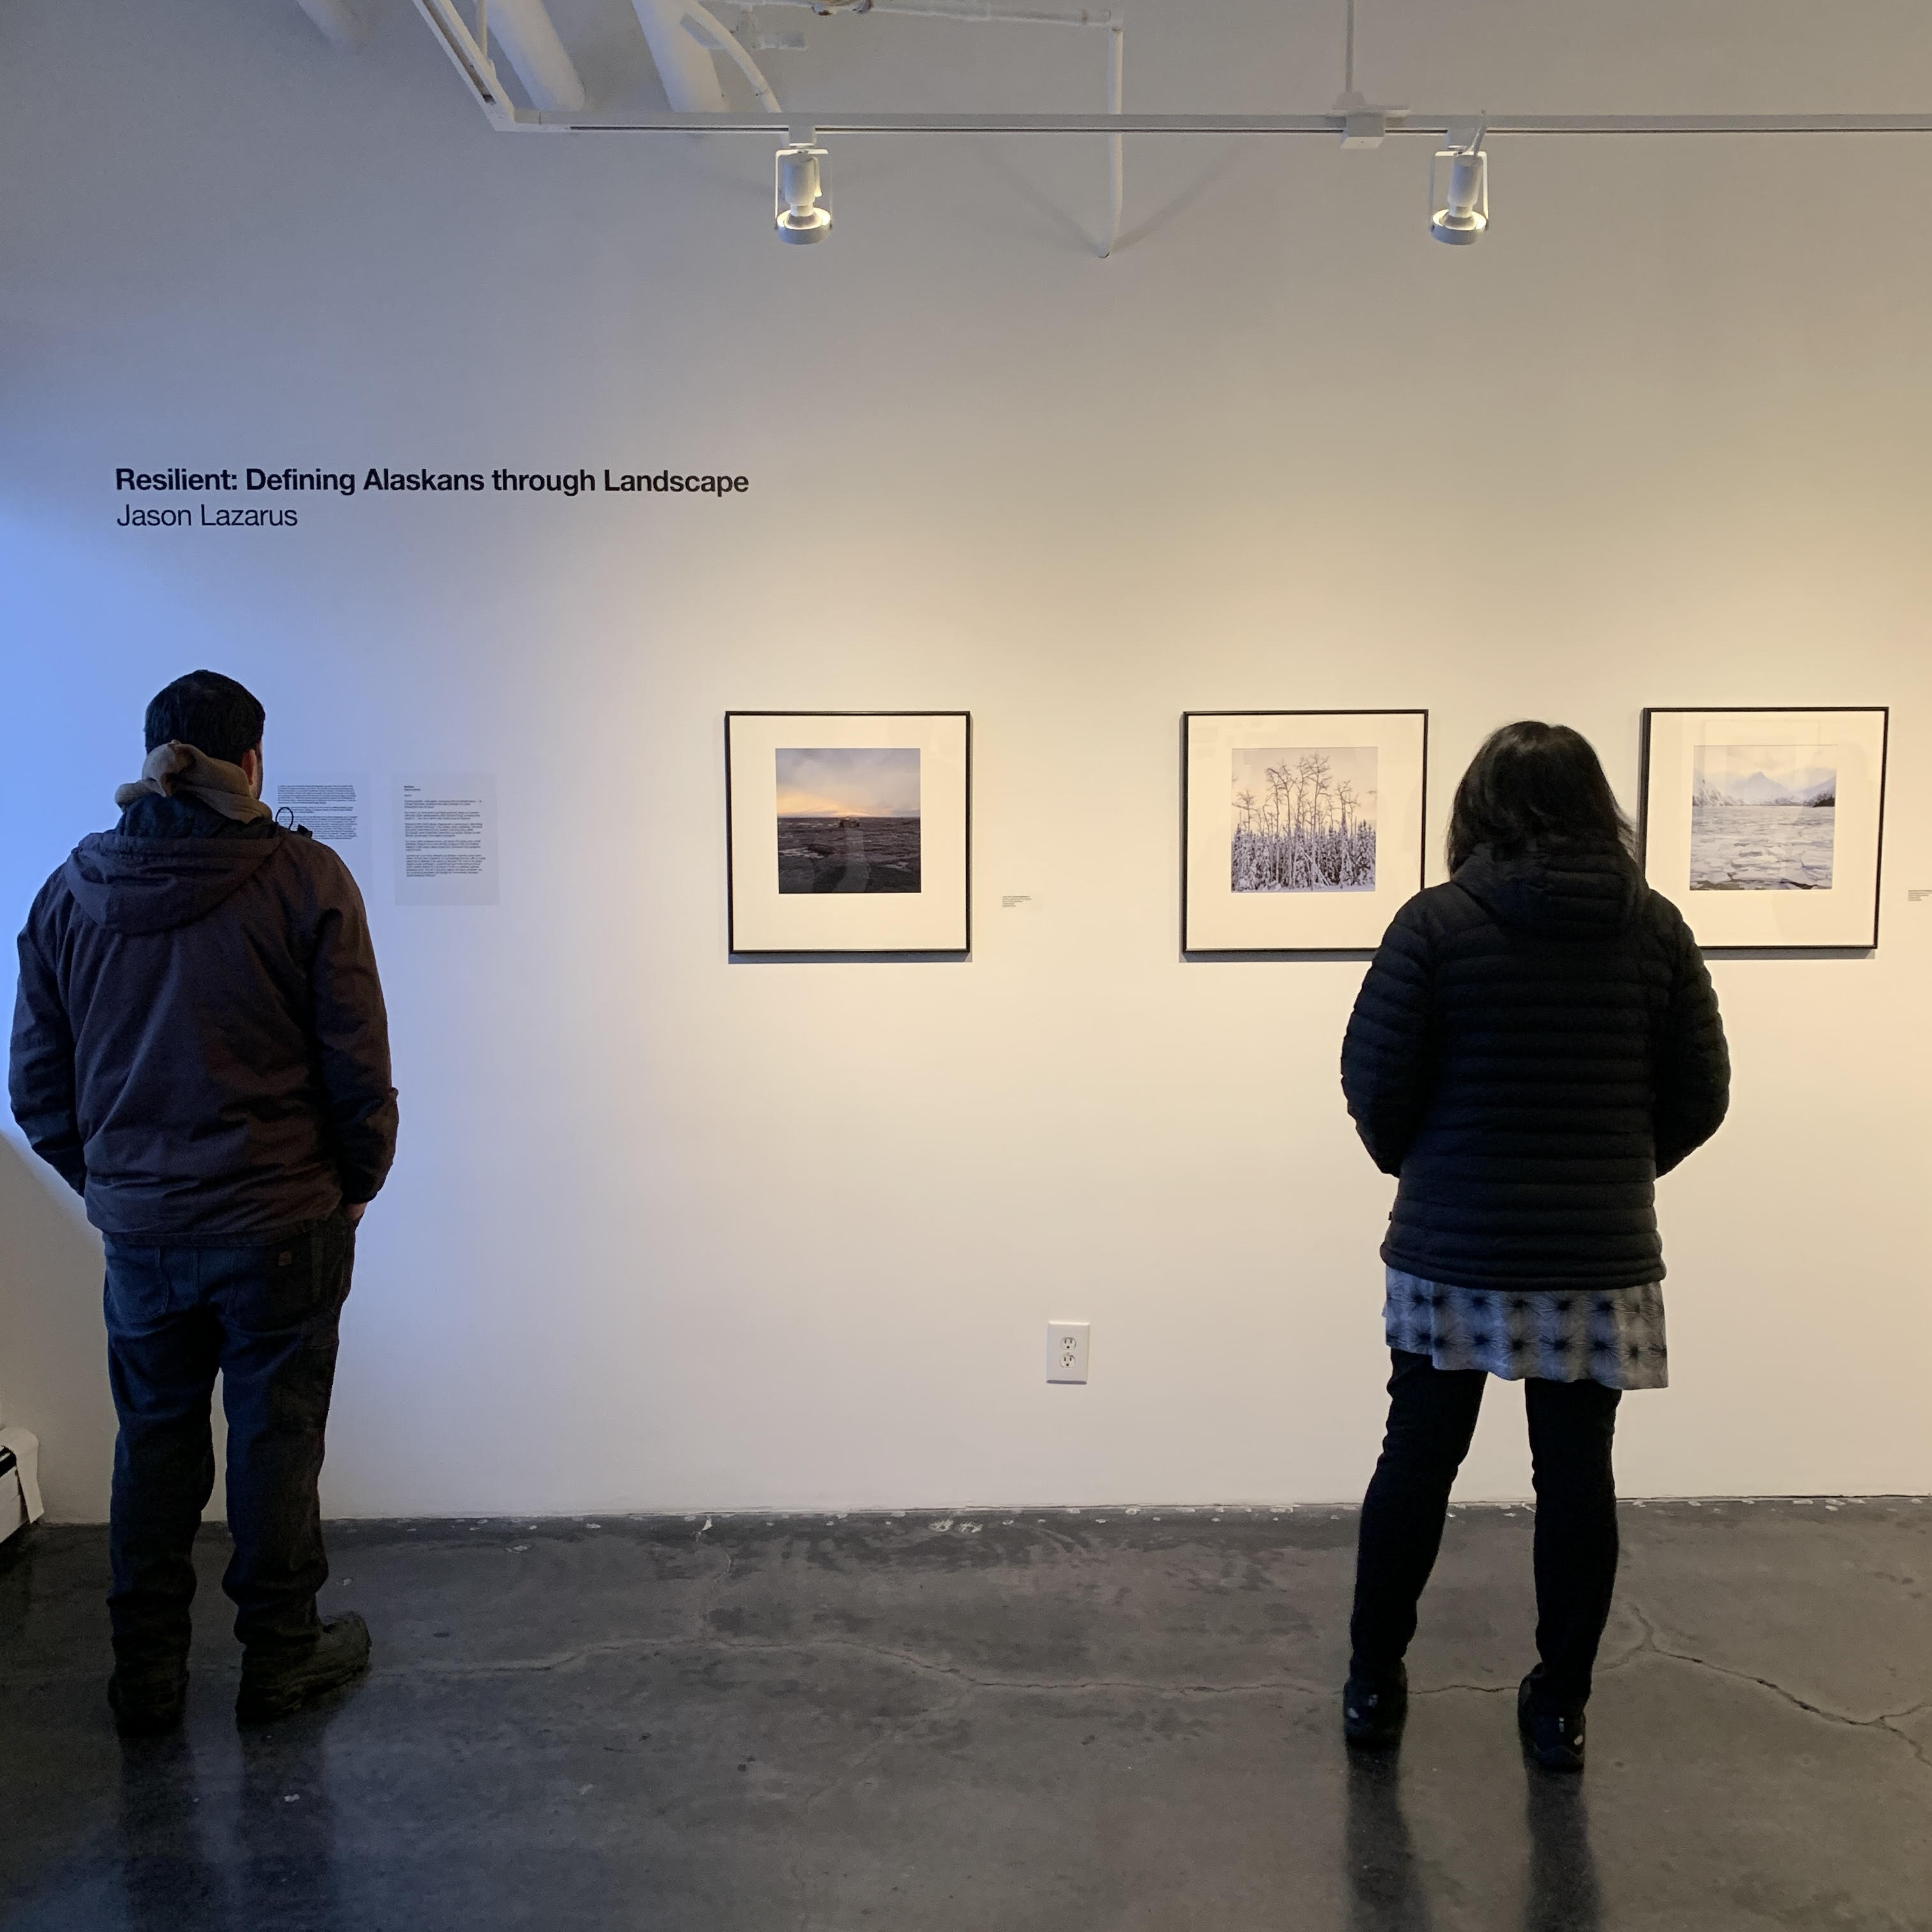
[725,710,972,960]
[1181,709,1429,956]
[1638,705,1889,953]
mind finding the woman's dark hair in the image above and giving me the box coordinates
[143,670,266,767]
[1446,721,1634,874]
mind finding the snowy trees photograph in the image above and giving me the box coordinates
[1185,710,1425,951]
[1230,746,1377,893]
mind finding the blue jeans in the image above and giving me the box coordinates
[102,1211,355,1676]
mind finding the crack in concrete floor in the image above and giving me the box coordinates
[351,1619,1932,1780]
[330,1574,1932,1789]
[1620,1602,1932,1770]
[367,1630,1340,1703]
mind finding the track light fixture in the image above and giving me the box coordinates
[1429,119,1488,245]
[775,137,832,243]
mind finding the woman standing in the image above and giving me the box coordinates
[1338,721,1729,1770]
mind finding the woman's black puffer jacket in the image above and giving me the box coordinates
[1340,839,1729,1292]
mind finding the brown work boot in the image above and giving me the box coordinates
[235,1613,372,1724]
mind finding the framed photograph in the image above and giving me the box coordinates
[1183,710,1429,953]
[1639,707,1889,949]
[726,712,970,954]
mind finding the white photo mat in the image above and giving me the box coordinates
[726,712,970,953]
[1640,708,1888,949]
[1183,711,1428,953]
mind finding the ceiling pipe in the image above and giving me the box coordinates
[487,0,588,112]
[632,0,781,114]
[758,0,1115,21]
[293,0,369,50]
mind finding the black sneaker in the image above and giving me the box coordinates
[1343,1664,1408,1749]
[109,1666,188,1736]
[1517,1673,1585,1771]
[236,1613,372,1724]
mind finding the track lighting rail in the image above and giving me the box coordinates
[532,110,1932,136]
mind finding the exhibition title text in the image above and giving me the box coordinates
[116,466,749,497]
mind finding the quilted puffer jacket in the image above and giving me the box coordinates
[1340,839,1729,1291]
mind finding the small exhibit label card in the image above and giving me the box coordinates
[394,774,498,906]
[273,774,371,881]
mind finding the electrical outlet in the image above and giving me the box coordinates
[1046,1321,1090,1384]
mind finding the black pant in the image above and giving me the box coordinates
[1350,1349,1621,1710]
[102,1211,355,1676]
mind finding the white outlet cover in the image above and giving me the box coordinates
[1046,1321,1090,1384]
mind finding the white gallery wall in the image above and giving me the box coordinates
[3,0,1929,1519]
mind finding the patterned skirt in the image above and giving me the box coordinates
[1383,1267,1669,1391]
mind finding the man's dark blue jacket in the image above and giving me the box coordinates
[10,793,397,1243]
[1340,839,1729,1292]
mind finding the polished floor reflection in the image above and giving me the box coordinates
[4,1500,1927,1929]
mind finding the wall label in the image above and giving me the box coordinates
[394,774,498,907]
[275,774,372,883]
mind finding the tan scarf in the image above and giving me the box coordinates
[114,741,272,824]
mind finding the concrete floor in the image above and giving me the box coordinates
[2,1500,1928,1932]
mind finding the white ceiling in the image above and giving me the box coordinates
[378,0,1932,123]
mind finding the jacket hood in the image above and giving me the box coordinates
[63,832,280,935]
[1452,839,1643,939]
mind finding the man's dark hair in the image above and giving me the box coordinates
[1446,720,1634,874]
[143,670,266,767]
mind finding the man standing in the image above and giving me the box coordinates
[10,670,397,1732]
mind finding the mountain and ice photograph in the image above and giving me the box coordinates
[775,747,922,894]
[1230,746,1377,893]
[1690,743,1836,890]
